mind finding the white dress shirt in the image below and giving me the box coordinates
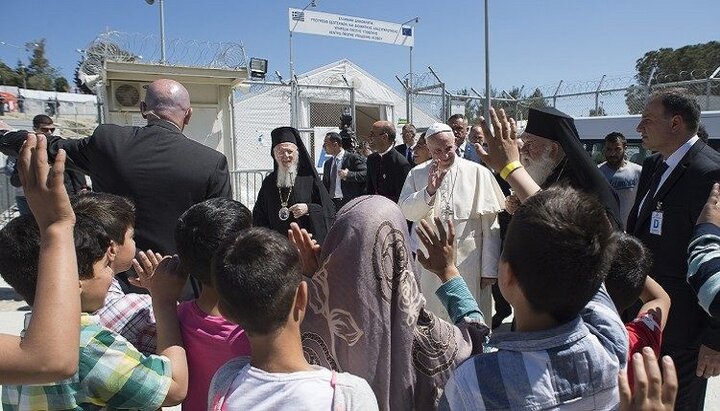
[332,149,345,199]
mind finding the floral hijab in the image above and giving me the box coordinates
[301,195,488,410]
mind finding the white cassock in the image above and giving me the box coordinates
[399,157,505,322]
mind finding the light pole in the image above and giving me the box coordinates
[19,64,27,89]
[400,17,419,123]
[145,0,166,64]
[483,0,491,122]
[288,0,318,127]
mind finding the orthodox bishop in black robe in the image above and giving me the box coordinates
[253,126,335,244]
[521,107,621,228]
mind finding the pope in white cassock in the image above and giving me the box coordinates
[399,122,505,321]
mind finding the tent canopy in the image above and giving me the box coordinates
[233,59,438,170]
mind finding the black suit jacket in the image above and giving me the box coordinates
[627,141,720,351]
[0,120,232,254]
[322,151,367,201]
[366,148,411,204]
[394,144,416,167]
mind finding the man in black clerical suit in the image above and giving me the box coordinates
[366,120,411,204]
[626,88,720,410]
[322,132,366,211]
[394,123,417,167]
[253,127,335,244]
[0,79,231,256]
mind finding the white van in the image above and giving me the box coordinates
[574,111,720,164]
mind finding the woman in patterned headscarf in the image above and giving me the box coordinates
[295,195,489,410]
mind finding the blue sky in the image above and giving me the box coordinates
[1,0,718,95]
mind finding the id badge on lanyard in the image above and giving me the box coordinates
[650,202,663,236]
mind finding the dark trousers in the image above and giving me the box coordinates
[666,346,707,410]
[491,283,512,328]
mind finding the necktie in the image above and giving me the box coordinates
[639,161,669,216]
[329,157,338,196]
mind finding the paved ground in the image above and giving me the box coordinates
[0,277,717,409]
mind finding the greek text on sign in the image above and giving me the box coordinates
[289,8,414,47]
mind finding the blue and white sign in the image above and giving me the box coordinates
[289,8,415,47]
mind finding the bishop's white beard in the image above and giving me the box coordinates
[276,159,299,188]
[521,148,558,186]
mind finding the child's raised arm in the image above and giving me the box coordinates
[638,276,671,330]
[0,133,79,384]
[139,255,189,406]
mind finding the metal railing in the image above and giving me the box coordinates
[230,169,271,209]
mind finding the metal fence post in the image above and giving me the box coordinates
[552,80,563,108]
[406,78,412,124]
[594,75,606,116]
[350,86,357,132]
[290,79,297,129]
[706,66,720,110]
[441,83,447,120]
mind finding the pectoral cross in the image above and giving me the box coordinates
[440,191,454,222]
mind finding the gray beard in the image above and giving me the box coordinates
[276,162,298,188]
[522,151,558,186]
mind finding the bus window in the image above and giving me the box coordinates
[583,140,649,165]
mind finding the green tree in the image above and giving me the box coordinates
[54,77,70,92]
[460,87,550,123]
[0,60,21,86]
[589,104,607,117]
[24,39,60,91]
[625,41,720,113]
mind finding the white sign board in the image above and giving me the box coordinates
[289,8,414,47]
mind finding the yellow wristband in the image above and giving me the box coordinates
[500,161,523,180]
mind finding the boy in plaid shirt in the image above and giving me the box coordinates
[0,212,188,409]
[72,192,157,355]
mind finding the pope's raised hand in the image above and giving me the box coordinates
[426,160,449,197]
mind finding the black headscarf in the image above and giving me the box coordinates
[525,107,621,228]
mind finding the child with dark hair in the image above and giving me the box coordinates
[208,227,378,410]
[605,232,670,390]
[0,134,81,384]
[0,212,188,409]
[173,198,252,410]
[439,187,629,410]
[71,192,157,355]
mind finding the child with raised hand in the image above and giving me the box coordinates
[438,187,628,410]
[172,198,252,410]
[605,232,671,391]
[0,133,79,384]
[0,207,188,408]
[208,227,378,410]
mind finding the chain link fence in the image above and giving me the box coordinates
[404,68,720,126]
[232,79,355,169]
